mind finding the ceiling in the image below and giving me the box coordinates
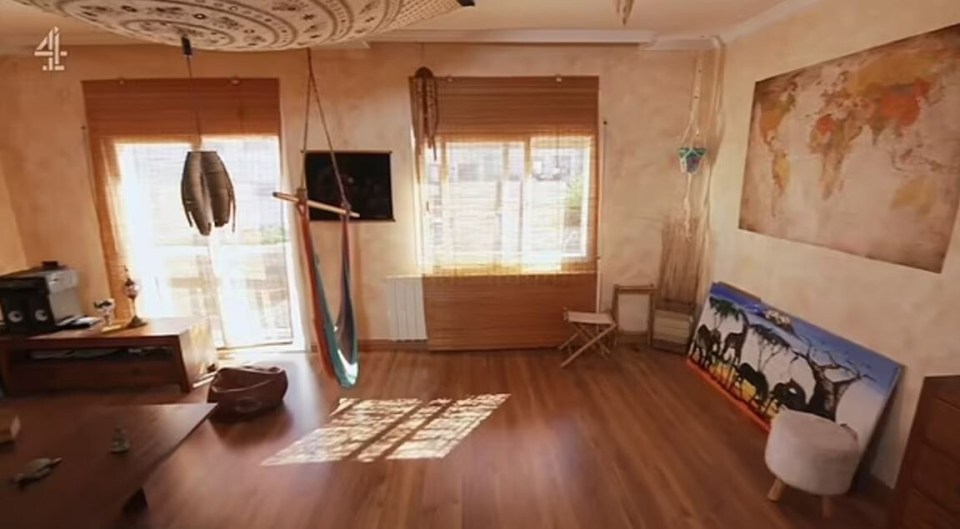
[412,0,784,32]
[0,0,791,51]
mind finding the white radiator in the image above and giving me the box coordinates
[385,276,427,341]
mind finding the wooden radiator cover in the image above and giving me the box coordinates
[422,273,596,351]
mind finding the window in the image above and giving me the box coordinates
[114,136,293,347]
[422,135,594,274]
[413,76,599,276]
[83,79,297,349]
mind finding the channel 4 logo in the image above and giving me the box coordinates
[35,27,67,72]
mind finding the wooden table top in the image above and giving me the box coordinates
[0,317,202,349]
[0,403,215,529]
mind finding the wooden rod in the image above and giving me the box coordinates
[272,191,360,218]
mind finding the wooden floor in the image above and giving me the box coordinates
[3,349,884,529]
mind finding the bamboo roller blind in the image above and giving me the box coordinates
[83,79,281,319]
[420,75,601,277]
[434,76,599,136]
[83,78,281,138]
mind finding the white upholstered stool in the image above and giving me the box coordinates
[764,409,861,517]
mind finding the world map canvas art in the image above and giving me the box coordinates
[740,24,960,272]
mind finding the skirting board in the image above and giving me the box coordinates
[860,474,893,504]
[358,340,428,352]
[651,338,689,354]
[617,331,650,347]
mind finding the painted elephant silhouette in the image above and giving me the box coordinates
[733,362,769,411]
[768,380,807,413]
[691,324,721,369]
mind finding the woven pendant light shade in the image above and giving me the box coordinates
[182,151,234,236]
[14,0,472,51]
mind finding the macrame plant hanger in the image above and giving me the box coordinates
[273,49,360,389]
[677,54,708,232]
[180,36,236,236]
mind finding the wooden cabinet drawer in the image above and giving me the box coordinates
[912,446,960,514]
[9,360,177,394]
[938,381,960,410]
[924,399,960,461]
[902,490,960,529]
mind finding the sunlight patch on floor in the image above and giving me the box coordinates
[262,394,509,465]
[388,394,509,459]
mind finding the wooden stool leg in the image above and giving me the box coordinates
[821,496,834,518]
[767,478,786,502]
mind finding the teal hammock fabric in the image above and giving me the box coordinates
[299,203,358,388]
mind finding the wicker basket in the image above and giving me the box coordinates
[207,366,288,421]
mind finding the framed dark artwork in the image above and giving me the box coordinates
[304,151,394,221]
[688,282,901,453]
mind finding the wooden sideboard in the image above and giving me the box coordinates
[888,375,960,529]
[0,318,217,395]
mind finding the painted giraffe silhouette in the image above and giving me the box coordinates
[721,310,749,387]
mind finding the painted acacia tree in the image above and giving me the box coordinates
[791,346,866,421]
[708,297,741,330]
[750,323,791,372]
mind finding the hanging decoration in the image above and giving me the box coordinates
[655,50,717,318]
[678,56,708,178]
[179,37,236,236]
[272,49,360,389]
[616,0,635,25]
[14,0,473,51]
[182,150,235,234]
[410,66,440,159]
[122,267,147,329]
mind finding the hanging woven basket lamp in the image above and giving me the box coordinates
[182,150,234,235]
[179,37,235,236]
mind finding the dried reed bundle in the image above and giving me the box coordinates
[659,210,706,306]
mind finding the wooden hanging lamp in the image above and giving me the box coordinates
[179,36,236,236]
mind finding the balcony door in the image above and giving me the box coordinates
[113,135,297,348]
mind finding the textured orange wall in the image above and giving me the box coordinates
[0,43,701,339]
[0,162,26,275]
[710,0,960,486]
[0,67,27,275]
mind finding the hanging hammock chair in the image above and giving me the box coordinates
[274,50,360,388]
[296,191,359,388]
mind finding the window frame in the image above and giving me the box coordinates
[419,133,598,276]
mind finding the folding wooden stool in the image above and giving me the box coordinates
[558,310,618,368]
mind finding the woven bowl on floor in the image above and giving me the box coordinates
[207,366,288,421]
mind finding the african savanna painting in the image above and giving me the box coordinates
[687,283,900,451]
[739,24,960,273]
